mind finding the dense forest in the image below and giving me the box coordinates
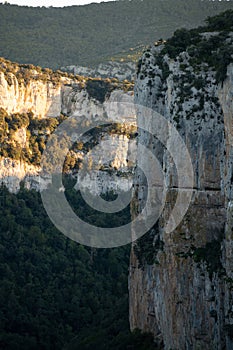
[0,183,157,349]
[0,0,232,69]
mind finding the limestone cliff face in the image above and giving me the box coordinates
[0,71,62,118]
[0,61,135,193]
[129,36,233,349]
[75,133,136,195]
[0,158,42,193]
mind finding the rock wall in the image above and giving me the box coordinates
[0,158,41,193]
[0,72,62,118]
[129,40,233,349]
[75,133,136,195]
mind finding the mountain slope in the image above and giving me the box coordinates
[0,0,232,69]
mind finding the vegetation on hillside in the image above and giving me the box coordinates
[160,10,233,83]
[135,8,233,134]
[0,108,63,166]
[0,0,232,69]
[0,107,136,172]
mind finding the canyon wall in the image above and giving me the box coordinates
[129,33,233,349]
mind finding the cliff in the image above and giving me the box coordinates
[0,58,136,193]
[129,12,233,349]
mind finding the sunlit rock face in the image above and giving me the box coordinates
[129,36,233,349]
[0,65,136,193]
[0,72,62,118]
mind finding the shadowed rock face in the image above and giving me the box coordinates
[129,37,233,349]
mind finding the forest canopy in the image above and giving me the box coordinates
[0,184,157,349]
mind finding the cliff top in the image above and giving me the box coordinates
[138,10,233,84]
[0,57,134,91]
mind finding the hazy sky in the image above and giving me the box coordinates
[7,0,115,7]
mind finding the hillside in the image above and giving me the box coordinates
[0,0,233,69]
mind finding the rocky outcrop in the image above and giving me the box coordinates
[61,61,135,81]
[129,28,233,349]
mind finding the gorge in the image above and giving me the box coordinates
[0,8,233,350]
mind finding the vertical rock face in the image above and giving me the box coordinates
[75,133,136,195]
[0,158,42,193]
[0,72,62,118]
[129,33,233,349]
